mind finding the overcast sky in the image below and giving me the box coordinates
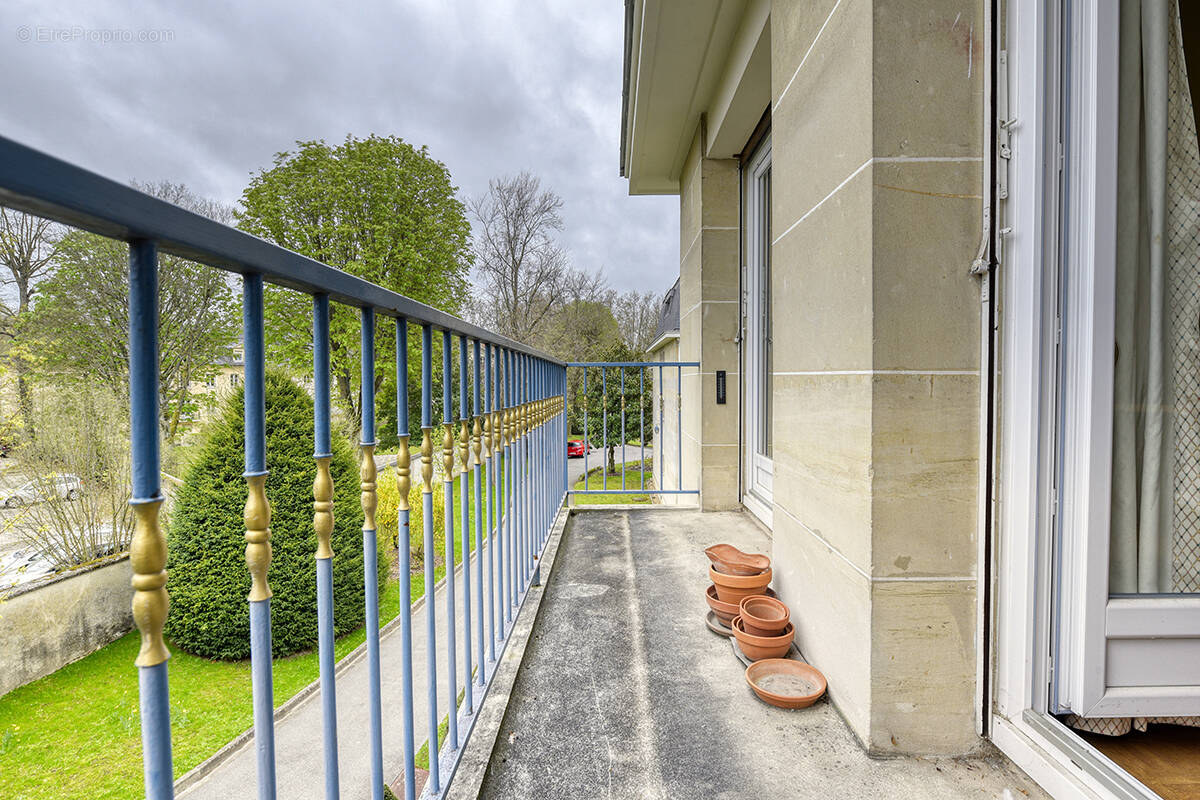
[0,0,678,296]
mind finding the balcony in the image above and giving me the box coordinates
[468,507,1044,799]
[0,137,1047,800]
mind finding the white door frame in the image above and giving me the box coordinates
[742,134,773,522]
[992,2,1200,798]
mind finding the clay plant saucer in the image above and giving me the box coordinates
[731,615,794,661]
[745,659,827,709]
[739,595,791,636]
[709,565,773,604]
[705,610,735,637]
[705,584,776,623]
[704,543,771,576]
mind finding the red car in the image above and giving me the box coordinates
[567,439,587,458]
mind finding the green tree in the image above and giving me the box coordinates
[236,135,472,444]
[26,183,239,441]
[165,372,387,659]
[577,342,653,472]
[0,207,60,440]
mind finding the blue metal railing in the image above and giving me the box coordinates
[566,361,700,498]
[0,136,569,800]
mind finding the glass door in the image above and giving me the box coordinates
[1053,0,1200,721]
[743,135,773,511]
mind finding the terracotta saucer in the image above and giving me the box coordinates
[744,659,827,709]
[705,610,735,637]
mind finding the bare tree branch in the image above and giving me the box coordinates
[469,172,570,343]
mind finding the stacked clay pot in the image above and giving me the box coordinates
[732,594,794,659]
[705,543,771,604]
[703,544,796,661]
[705,543,826,708]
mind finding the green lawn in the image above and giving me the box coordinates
[0,461,510,800]
[572,459,654,505]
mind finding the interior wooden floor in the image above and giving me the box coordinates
[1080,724,1200,800]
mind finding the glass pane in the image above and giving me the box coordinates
[758,168,772,458]
[1110,1,1200,594]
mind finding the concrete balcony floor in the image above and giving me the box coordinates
[478,508,1046,799]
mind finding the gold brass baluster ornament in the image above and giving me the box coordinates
[361,444,377,533]
[460,416,470,477]
[421,427,434,495]
[131,497,169,666]
[314,456,334,560]
[245,474,273,602]
[443,422,455,485]
[397,435,411,512]
[483,406,493,463]
[473,415,483,468]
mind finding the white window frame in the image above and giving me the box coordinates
[742,134,773,521]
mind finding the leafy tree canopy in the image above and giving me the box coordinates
[25,182,239,441]
[236,135,472,443]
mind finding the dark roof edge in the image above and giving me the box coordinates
[620,0,634,178]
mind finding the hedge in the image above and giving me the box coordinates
[165,372,388,660]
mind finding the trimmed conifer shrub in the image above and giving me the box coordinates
[165,371,387,660]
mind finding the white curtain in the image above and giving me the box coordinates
[1110,0,1195,596]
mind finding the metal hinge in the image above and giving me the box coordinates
[996,51,1013,201]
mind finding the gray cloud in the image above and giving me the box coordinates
[0,0,678,297]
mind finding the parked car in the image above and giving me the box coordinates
[4,474,82,508]
[567,439,588,458]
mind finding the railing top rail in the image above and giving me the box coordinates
[0,136,563,365]
[566,361,699,367]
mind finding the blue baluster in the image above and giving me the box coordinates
[658,365,664,494]
[495,347,506,639]
[243,274,277,800]
[516,353,525,592]
[677,366,683,491]
[458,335,473,714]
[621,368,626,493]
[536,360,544,566]
[562,367,568,504]
[484,344,497,655]
[541,364,545,542]
[602,367,608,487]
[472,340,485,687]
[128,239,174,800]
[360,308,384,800]
[395,319,417,800]
[420,324,440,794]
[523,355,530,587]
[312,295,339,800]
[442,330,459,751]
[640,367,646,492]
[583,367,588,500]
[505,349,516,618]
